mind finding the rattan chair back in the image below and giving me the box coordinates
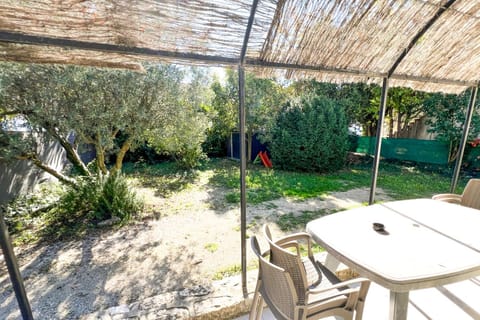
[461,178,480,209]
[251,236,298,320]
[264,225,309,304]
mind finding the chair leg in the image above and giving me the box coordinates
[354,300,365,320]
[249,280,264,320]
[254,297,264,320]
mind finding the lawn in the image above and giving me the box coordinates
[157,157,464,204]
[123,157,465,233]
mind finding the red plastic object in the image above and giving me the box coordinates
[258,151,273,168]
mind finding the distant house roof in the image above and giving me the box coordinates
[0,0,478,93]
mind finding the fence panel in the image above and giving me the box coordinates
[354,137,449,165]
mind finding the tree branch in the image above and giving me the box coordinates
[20,153,77,187]
[45,127,90,176]
[0,110,20,117]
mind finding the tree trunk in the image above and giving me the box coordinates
[388,108,394,138]
[396,112,402,138]
[111,137,132,174]
[449,140,459,163]
[47,128,90,176]
[94,134,108,175]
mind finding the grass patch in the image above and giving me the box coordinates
[376,163,464,199]
[123,161,199,197]
[277,209,338,231]
[297,243,325,256]
[210,160,370,204]
[212,264,242,280]
[212,259,258,280]
[204,243,218,253]
[208,158,465,204]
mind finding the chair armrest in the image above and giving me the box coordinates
[432,193,462,203]
[277,241,302,255]
[275,232,312,245]
[275,232,314,257]
[307,279,370,304]
[306,287,360,303]
[307,277,370,295]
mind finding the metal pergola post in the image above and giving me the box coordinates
[238,0,259,299]
[0,212,33,320]
[238,65,248,298]
[450,86,478,192]
[367,0,456,205]
[369,77,389,205]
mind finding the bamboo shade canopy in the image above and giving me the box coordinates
[1,0,480,93]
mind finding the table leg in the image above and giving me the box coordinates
[389,291,409,320]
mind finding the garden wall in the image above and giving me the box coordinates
[0,133,68,204]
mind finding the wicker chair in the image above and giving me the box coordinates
[249,229,370,320]
[432,178,480,210]
[263,224,332,289]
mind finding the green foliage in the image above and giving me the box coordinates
[96,173,143,222]
[146,104,209,169]
[1,62,211,231]
[145,67,212,169]
[270,96,349,172]
[290,81,379,136]
[43,173,143,240]
[422,89,480,162]
[202,80,237,156]
[0,62,212,177]
[204,70,288,159]
[2,182,63,243]
[386,87,426,137]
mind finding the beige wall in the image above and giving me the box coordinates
[0,133,67,204]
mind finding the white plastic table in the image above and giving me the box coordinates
[306,199,480,320]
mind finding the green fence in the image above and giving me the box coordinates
[353,137,450,165]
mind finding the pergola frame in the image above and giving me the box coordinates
[0,30,477,89]
[1,0,480,317]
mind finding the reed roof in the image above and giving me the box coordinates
[1,0,479,93]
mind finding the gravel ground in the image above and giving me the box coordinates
[0,176,392,319]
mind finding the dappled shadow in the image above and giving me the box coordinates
[124,162,199,198]
[0,223,210,319]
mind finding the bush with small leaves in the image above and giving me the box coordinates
[270,96,349,172]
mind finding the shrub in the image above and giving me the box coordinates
[95,172,143,222]
[270,96,349,172]
[44,173,143,238]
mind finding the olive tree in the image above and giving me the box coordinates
[0,63,208,185]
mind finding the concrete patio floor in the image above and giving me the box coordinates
[235,276,480,319]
